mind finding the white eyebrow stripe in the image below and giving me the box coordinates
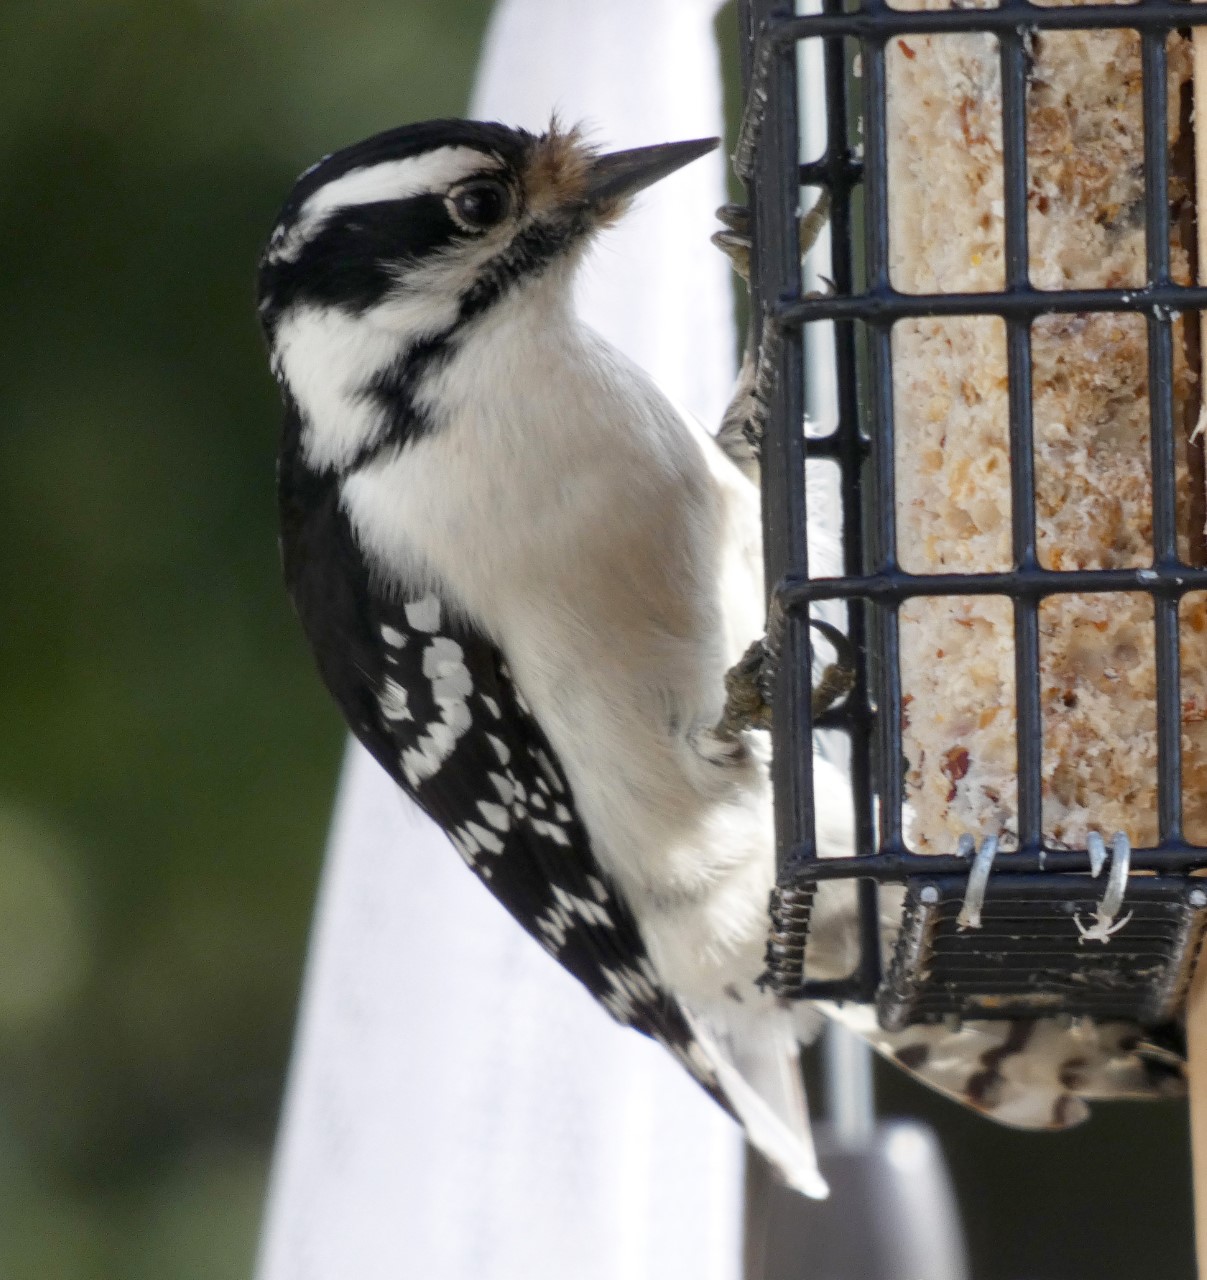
[300,147,503,223]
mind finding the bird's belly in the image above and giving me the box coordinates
[496,586,777,999]
[343,418,777,998]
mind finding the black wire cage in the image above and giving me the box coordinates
[738,0,1207,1032]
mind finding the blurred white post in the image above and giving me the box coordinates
[254,4,745,1279]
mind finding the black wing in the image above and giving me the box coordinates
[279,420,726,1103]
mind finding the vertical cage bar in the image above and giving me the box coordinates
[747,0,820,867]
[1142,27,1184,842]
[818,8,881,992]
[862,16,905,855]
[999,27,1043,853]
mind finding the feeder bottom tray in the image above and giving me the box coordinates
[768,875,1207,1034]
[877,877,1207,1031]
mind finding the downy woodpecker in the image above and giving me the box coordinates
[257,119,846,1195]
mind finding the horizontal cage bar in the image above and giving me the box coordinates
[777,566,1207,607]
[775,284,1207,326]
[769,3,1207,42]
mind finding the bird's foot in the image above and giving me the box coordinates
[810,622,857,717]
[710,192,831,282]
[717,634,775,738]
[712,194,830,479]
[712,205,761,477]
[716,320,782,479]
[799,189,830,261]
[711,203,752,281]
[715,616,855,739]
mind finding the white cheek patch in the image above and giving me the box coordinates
[274,305,400,471]
[270,248,508,475]
[269,147,504,263]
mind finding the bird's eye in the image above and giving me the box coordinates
[447,179,511,232]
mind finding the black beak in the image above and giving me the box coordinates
[583,137,720,207]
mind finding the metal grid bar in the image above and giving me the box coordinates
[779,565,1207,605]
[780,846,1207,882]
[777,282,1207,325]
[771,3,1203,40]
[745,2,820,874]
[741,0,1207,1015]
[860,4,906,861]
[814,0,884,991]
[998,23,1043,851]
[1142,28,1187,843]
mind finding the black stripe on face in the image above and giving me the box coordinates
[456,215,583,324]
[334,216,585,467]
[258,194,461,327]
[315,215,587,472]
[280,120,535,226]
[341,330,455,470]
[258,121,539,331]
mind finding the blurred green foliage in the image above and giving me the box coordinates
[0,2,489,1274]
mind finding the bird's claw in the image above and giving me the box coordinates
[718,635,775,737]
[715,614,854,739]
[798,189,830,260]
[711,194,830,282]
[716,320,783,476]
[810,623,856,716]
[712,193,832,480]
[711,203,753,281]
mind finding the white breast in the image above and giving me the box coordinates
[336,273,775,999]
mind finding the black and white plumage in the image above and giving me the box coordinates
[259,118,848,1195]
[277,404,719,1092]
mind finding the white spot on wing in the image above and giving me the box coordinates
[463,819,504,854]
[532,818,571,846]
[404,595,441,633]
[398,639,473,786]
[477,800,510,832]
[552,885,612,928]
[598,964,661,1024]
[423,637,472,699]
[379,677,412,722]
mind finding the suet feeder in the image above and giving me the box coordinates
[736,0,1207,1255]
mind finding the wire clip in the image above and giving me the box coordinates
[1076,832,1133,943]
[956,834,998,930]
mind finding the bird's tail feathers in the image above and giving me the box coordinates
[687,1008,828,1199]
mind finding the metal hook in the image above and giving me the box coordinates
[957,835,998,930]
[1086,830,1107,878]
[1076,832,1133,944]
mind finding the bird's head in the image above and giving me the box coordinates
[257,118,718,342]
